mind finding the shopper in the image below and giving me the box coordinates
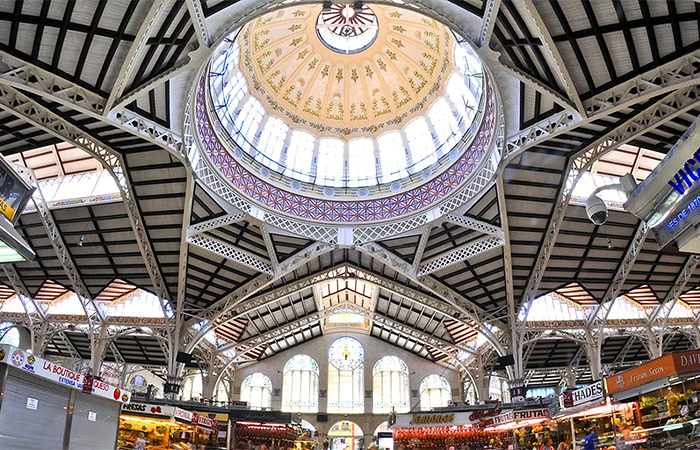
[584,428,599,450]
[556,439,569,450]
[541,438,554,450]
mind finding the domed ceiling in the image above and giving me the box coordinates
[240,3,453,137]
[194,3,499,226]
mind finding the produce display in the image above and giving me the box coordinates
[393,426,510,450]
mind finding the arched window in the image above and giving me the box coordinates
[0,325,20,347]
[241,373,272,410]
[282,354,320,412]
[420,375,451,411]
[131,375,147,388]
[372,356,409,413]
[216,379,230,403]
[182,374,203,401]
[489,377,510,402]
[327,337,364,413]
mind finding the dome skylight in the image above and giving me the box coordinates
[316,4,379,54]
[208,4,485,194]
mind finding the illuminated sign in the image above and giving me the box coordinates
[0,156,34,224]
[626,114,700,248]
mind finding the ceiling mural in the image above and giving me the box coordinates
[240,4,454,137]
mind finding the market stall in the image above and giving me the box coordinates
[118,403,215,449]
[391,409,513,450]
[231,421,296,450]
[295,419,318,450]
[0,344,130,450]
[554,382,638,450]
[603,349,700,450]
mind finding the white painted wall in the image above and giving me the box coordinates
[234,332,460,412]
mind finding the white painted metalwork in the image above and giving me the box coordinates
[417,235,504,276]
[187,233,274,274]
[478,0,502,48]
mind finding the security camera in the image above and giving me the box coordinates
[585,194,608,225]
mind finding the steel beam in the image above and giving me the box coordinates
[417,235,504,276]
[478,0,502,48]
[512,0,585,115]
[187,233,274,275]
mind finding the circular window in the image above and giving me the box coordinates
[316,4,379,54]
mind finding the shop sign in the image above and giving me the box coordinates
[673,349,700,373]
[82,375,94,394]
[174,407,193,423]
[196,415,216,428]
[393,411,466,428]
[122,403,175,417]
[559,381,604,409]
[513,409,550,420]
[605,349,700,394]
[0,345,131,403]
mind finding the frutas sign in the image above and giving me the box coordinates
[605,349,700,395]
[0,344,130,403]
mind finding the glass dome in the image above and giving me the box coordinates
[208,3,485,195]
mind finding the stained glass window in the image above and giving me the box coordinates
[328,337,364,413]
[419,375,451,411]
[241,373,272,410]
[282,355,320,413]
[372,356,409,414]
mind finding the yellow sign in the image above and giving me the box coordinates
[0,196,16,221]
[408,413,455,425]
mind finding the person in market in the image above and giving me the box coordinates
[540,437,554,450]
[584,427,598,450]
[556,437,569,450]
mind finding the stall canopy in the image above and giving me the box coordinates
[605,349,700,400]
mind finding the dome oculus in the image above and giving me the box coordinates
[316,4,379,54]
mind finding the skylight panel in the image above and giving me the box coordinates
[347,138,377,187]
[316,139,345,187]
[405,117,437,172]
[284,131,315,182]
[377,131,408,183]
[256,117,288,171]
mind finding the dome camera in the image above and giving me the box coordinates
[585,194,608,225]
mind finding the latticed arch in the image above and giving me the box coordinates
[372,356,410,413]
[241,373,273,410]
[282,354,320,412]
[419,374,451,411]
[327,337,364,414]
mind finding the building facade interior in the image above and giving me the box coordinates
[0,0,700,449]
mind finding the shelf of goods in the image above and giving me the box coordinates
[118,403,216,450]
[391,407,553,450]
[234,421,297,450]
[601,349,700,450]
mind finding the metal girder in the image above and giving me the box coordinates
[0,50,185,162]
[25,167,106,334]
[182,241,333,350]
[646,255,700,357]
[417,235,504,276]
[443,214,504,239]
[502,50,700,168]
[260,223,279,269]
[185,0,211,48]
[2,265,45,321]
[356,242,509,356]
[518,85,700,341]
[105,0,174,113]
[494,60,578,114]
[412,224,433,274]
[0,85,175,330]
[187,233,274,275]
[478,0,502,48]
[586,221,649,332]
[585,50,700,117]
[511,0,585,115]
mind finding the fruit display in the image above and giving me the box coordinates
[393,426,510,450]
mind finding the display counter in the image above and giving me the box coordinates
[602,349,700,450]
[0,344,130,450]
[118,402,216,449]
[231,421,296,450]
